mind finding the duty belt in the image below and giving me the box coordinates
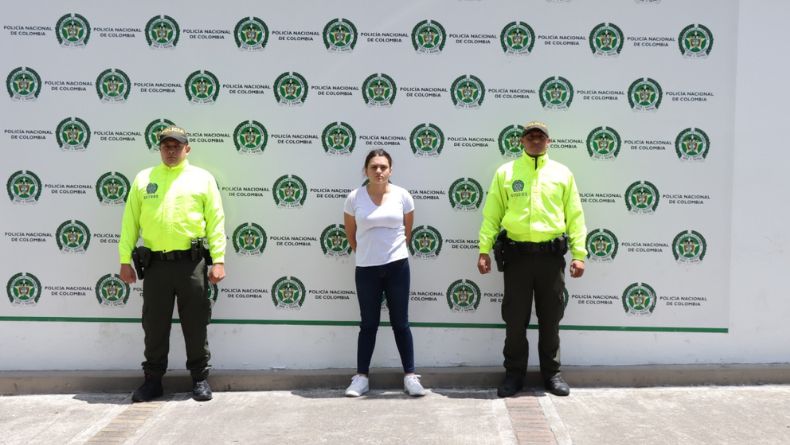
[509,240,555,254]
[506,235,568,255]
[151,249,192,261]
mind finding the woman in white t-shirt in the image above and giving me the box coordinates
[342,149,426,397]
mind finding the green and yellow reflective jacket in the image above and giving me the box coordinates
[479,152,587,261]
[119,160,226,264]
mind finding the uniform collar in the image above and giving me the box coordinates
[159,159,189,172]
[519,151,549,169]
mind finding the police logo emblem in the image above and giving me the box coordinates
[323,18,358,52]
[625,180,660,214]
[628,78,662,111]
[500,21,535,55]
[7,67,42,101]
[449,178,483,211]
[512,180,525,192]
[56,117,91,151]
[96,172,130,205]
[95,274,130,307]
[7,170,42,204]
[539,76,574,110]
[146,183,158,195]
[145,15,180,49]
[234,120,268,154]
[185,70,220,104]
[322,122,356,155]
[589,23,624,56]
[56,219,91,253]
[410,123,444,157]
[451,75,485,109]
[6,272,42,305]
[672,230,707,263]
[586,126,622,160]
[679,24,713,58]
[144,118,177,151]
[622,282,657,316]
[56,13,90,47]
[409,225,443,259]
[586,228,619,262]
[96,68,131,103]
[320,224,352,257]
[498,125,525,159]
[446,279,481,312]
[271,276,306,309]
[232,222,267,256]
[235,17,269,51]
[412,19,446,54]
[273,175,307,208]
[362,73,397,107]
[207,283,219,308]
[274,72,308,106]
[675,128,710,161]
[562,287,569,309]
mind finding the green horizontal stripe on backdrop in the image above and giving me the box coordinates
[0,316,727,333]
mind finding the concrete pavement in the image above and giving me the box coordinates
[1,385,789,445]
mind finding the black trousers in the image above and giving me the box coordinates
[501,250,565,378]
[141,257,211,380]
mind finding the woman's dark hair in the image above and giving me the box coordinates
[363,149,392,169]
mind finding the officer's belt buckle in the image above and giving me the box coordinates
[152,250,190,261]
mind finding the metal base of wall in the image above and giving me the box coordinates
[2,364,789,395]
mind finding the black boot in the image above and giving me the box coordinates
[192,378,212,401]
[132,374,163,403]
[544,373,570,396]
[497,373,524,398]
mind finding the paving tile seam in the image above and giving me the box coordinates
[505,396,558,445]
[536,395,572,445]
[491,399,520,445]
[84,399,168,444]
[61,398,130,445]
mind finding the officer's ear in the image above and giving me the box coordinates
[185,144,192,155]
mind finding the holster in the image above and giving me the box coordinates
[132,246,152,280]
[493,230,508,272]
[191,238,213,266]
[553,234,569,256]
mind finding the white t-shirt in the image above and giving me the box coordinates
[344,184,415,267]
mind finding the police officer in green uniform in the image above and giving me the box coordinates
[119,126,227,402]
[477,121,587,397]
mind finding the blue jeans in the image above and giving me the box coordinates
[354,258,415,374]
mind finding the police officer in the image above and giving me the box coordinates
[119,126,227,402]
[477,121,586,397]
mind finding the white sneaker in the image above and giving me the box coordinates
[404,374,427,397]
[345,374,369,397]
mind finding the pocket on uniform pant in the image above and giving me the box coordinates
[555,256,566,304]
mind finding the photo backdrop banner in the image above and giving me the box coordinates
[1,0,736,358]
